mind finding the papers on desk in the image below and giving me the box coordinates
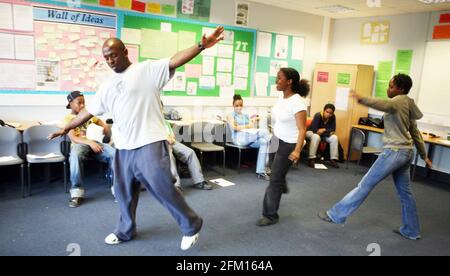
[27,153,63,160]
[241,128,259,135]
[210,178,235,187]
[315,164,328,170]
[0,156,17,162]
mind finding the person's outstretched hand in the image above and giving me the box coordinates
[349,90,363,101]
[47,128,68,140]
[201,26,225,49]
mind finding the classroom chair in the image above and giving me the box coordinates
[23,125,68,196]
[346,128,382,173]
[189,121,226,176]
[0,126,26,197]
[223,122,253,174]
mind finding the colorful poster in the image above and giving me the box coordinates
[235,2,249,27]
[361,21,390,44]
[433,25,450,40]
[317,72,329,83]
[395,50,413,75]
[337,73,351,85]
[177,0,210,22]
[36,58,60,90]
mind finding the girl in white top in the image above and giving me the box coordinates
[257,68,310,227]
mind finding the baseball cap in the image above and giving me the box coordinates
[66,91,83,109]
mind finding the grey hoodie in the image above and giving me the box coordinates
[359,95,427,159]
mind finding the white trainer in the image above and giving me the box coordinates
[180,233,199,251]
[104,233,121,245]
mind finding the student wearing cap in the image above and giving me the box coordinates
[49,26,225,250]
[63,91,116,208]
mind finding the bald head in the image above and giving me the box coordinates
[102,37,131,73]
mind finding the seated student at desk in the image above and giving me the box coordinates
[165,120,212,191]
[306,104,340,168]
[227,94,271,180]
[64,91,116,208]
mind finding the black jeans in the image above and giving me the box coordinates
[263,136,296,221]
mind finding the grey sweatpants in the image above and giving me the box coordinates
[113,141,203,241]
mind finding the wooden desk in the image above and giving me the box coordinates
[351,124,450,180]
[6,121,40,132]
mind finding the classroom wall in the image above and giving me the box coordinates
[0,0,325,122]
[327,12,450,174]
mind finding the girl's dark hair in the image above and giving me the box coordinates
[279,68,310,97]
[392,73,413,94]
[324,104,335,112]
[233,94,243,105]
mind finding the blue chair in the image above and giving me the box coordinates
[223,122,252,174]
[0,126,26,197]
[23,125,68,196]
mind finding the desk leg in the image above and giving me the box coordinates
[412,151,419,182]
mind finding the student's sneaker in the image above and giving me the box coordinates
[256,173,270,181]
[256,217,278,227]
[181,233,199,250]
[104,233,122,245]
[175,185,184,193]
[193,181,212,190]
[69,197,83,208]
[329,159,340,168]
[317,211,334,223]
[308,159,316,168]
[393,230,422,241]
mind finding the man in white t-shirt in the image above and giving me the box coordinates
[49,26,225,250]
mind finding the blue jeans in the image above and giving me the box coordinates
[327,149,421,239]
[232,129,271,174]
[69,143,116,192]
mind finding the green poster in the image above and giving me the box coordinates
[177,0,211,22]
[375,61,393,99]
[337,73,351,85]
[375,80,389,99]
[82,0,99,4]
[395,49,413,75]
[162,4,176,15]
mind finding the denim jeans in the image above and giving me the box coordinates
[232,129,271,174]
[327,148,421,239]
[69,143,116,196]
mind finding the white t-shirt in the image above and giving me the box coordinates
[86,59,173,150]
[271,93,307,143]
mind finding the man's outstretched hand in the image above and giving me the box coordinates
[201,26,225,49]
[47,128,68,140]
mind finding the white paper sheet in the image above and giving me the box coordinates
[217,44,233,58]
[234,77,247,90]
[256,32,272,57]
[275,34,289,59]
[199,76,215,89]
[202,56,215,75]
[161,22,172,33]
[210,178,235,187]
[315,164,328,170]
[270,60,288,77]
[233,63,248,78]
[217,58,233,72]
[13,4,33,31]
[0,3,13,30]
[255,72,269,97]
[292,37,305,60]
[220,85,235,98]
[216,73,232,87]
[187,82,197,95]
[0,63,35,88]
[173,72,186,91]
[335,87,350,111]
[14,35,34,60]
[234,51,249,65]
[0,33,15,59]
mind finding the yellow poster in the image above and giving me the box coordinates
[361,21,390,44]
[147,3,162,14]
[116,0,132,9]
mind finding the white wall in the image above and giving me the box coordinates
[328,12,450,174]
[0,0,325,122]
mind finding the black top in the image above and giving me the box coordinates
[308,112,336,138]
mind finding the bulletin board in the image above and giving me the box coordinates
[254,31,304,97]
[121,13,256,97]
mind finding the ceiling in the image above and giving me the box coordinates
[246,0,450,19]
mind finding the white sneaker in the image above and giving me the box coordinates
[180,233,199,251]
[104,233,121,245]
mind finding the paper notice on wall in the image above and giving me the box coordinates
[256,32,271,57]
[121,28,141,45]
[13,4,33,31]
[335,87,350,111]
[217,44,233,58]
[275,34,289,59]
[185,64,202,78]
[255,72,269,96]
[0,3,13,30]
[217,58,233,72]
[178,30,196,51]
[161,22,172,33]
[36,58,60,91]
[216,73,232,87]
[270,84,281,97]
[234,51,249,65]
[234,63,249,78]
[0,33,15,59]
[199,76,215,89]
[220,85,235,98]
[181,0,195,15]
[235,2,249,27]
[14,35,35,60]
[201,44,218,57]
[234,77,247,91]
[173,72,187,91]
[163,78,174,91]
[202,56,215,75]
[292,37,305,60]
[187,81,198,95]
[0,63,36,89]
[270,60,288,77]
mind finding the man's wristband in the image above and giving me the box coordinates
[198,42,206,51]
